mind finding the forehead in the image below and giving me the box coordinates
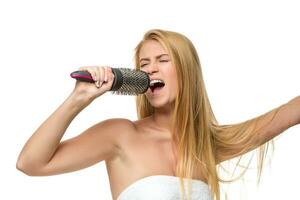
[139,40,168,58]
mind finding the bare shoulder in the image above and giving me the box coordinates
[99,118,137,130]
[97,117,137,140]
[97,118,137,152]
[103,116,151,133]
[102,117,150,161]
[104,117,150,143]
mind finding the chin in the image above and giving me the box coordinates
[145,89,176,108]
[150,103,166,109]
[148,98,175,109]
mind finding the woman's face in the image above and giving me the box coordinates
[139,40,178,108]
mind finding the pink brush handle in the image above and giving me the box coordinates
[70,71,94,83]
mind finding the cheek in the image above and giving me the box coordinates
[166,74,178,95]
[170,69,178,89]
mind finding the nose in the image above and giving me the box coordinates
[147,63,159,75]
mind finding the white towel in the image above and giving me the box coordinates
[116,175,214,200]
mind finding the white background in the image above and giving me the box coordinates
[1,0,299,199]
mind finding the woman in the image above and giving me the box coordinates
[16,29,300,200]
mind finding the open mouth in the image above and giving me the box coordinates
[149,80,165,93]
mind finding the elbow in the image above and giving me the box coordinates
[16,160,34,176]
[16,163,30,176]
[16,158,43,176]
[16,160,31,176]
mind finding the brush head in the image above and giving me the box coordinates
[70,68,150,95]
[111,68,150,95]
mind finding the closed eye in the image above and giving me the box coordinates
[140,63,148,68]
[140,60,169,68]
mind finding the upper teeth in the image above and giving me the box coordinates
[150,79,164,87]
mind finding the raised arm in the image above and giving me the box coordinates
[255,96,300,143]
[215,95,300,163]
[16,66,131,176]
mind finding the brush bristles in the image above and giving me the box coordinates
[111,68,150,95]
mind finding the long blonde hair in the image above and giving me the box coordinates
[134,29,277,200]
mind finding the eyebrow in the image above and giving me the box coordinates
[139,54,169,62]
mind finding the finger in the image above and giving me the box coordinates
[90,69,97,82]
[79,66,97,81]
[104,66,108,82]
[99,66,105,84]
[78,66,86,71]
[90,67,99,88]
[93,66,100,82]
[94,66,103,88]
[107,67,114,81]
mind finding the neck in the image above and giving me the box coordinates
[152,104,175,134]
